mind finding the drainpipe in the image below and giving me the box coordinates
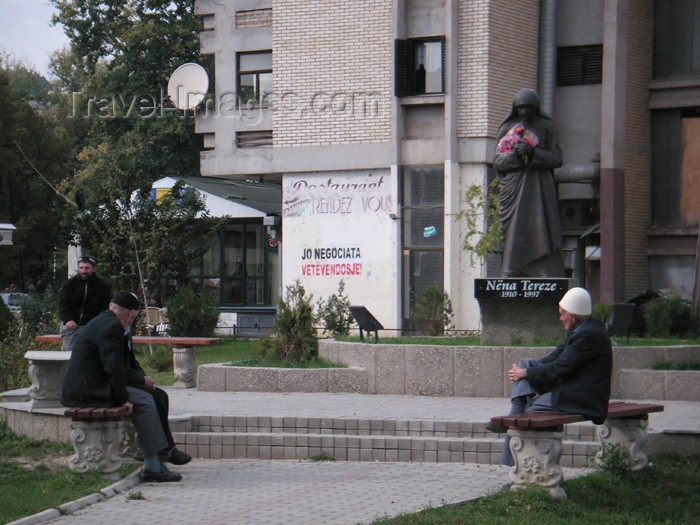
[538,0,557,117]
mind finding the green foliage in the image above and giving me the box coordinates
[261,280,317,363]
[0,331,33,390]
[316,280,353,337]
[653,360,700,370]
[166,286,219,337]
[411,285,454,336]
[144,346,172,372]
[18,290,58,337]
[0,62,75,290]
[310,451,336,461]
[596,442,630,478]
[644,295,698,338]
[457,178,501,265]
[0,298,13,341]
[592,301,612,323]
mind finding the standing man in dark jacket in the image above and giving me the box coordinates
[490,287,613,466]
[62,292,187,482]
[59,255,112,351]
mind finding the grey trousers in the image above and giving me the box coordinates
[126,386,169,458]
[501,358,554,466]
[59,322,82,352]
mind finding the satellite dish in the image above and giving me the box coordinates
[167,63,209,110]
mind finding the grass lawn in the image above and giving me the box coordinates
[373,454,700,524]
[0,421,139,524]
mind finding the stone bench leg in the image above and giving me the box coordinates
[119,418,138,458]
[508,428,567,499]
[595,418,649,471]
[68,420,124,480]
[173,346,196,388]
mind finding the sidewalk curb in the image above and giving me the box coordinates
[6,469,142,525]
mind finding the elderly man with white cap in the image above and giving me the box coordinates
[490,287,613,466]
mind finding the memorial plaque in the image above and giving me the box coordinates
[474,278,569,300]
[475,278,577,344]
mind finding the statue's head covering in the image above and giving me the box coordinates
[499,88,553,129]
[512,89,540,111]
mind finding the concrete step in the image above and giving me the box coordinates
[172,415,601,467]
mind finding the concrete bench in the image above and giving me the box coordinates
[64,406,135,479]
[490,401,665,498]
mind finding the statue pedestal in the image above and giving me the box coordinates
[475,278,577,344]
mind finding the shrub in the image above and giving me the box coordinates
[0,298,13,341]
[260,280,317,362]
[412,285,454,336]
[144,346,172,372]
[0,330,32,390]
[316,280,353,337]
[166,286,219,337]
[593,301,612,323]
[644,295,698,338]
[18,290,58,337]
[596,442,630,478]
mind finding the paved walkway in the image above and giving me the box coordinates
[12,391,696,525]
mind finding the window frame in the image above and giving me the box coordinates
[237,50,272,108]
[395,36,445,97]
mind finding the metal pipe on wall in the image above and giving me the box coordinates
[538,0,557,117]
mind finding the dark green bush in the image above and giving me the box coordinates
[644,295,698,338]
[0,331,32,390]
[259,280,317,362]
[19,290,58,337]
[144,346,172,372]
[316,280,353,337]
[411,285,454,336]
[593,301,612,323]
[0,298,12,341]
[166,286,219,337]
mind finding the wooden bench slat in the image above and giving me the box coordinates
[607,403,664,419]
[64,406,128,422]
[489,401,664,431]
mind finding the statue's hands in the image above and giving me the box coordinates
[515,143,534,166]
[515,142,534,158]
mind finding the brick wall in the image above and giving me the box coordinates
[624,0,653,296]
[272,0,393,147]
[457,0,539,139]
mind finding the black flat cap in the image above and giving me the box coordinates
[111,291,141,311]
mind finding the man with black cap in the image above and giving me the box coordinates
[59,255,112,351]
[62,291,190,482]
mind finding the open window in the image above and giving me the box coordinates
[395,37,445,97]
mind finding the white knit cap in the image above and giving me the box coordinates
[559,287,592,316]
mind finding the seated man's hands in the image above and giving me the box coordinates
[508,363,527,382]
[144,376,156,389]
[122,401,134,415]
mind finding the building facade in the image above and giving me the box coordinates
[191,0,698,333]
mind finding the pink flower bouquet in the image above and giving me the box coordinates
[497,125,539,154]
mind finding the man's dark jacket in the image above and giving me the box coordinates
[61,309,130,407]
[526,316,613,424]
[59,274,112,326]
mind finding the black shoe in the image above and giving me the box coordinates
[165,448,192,465]
[139,465,182,482]
[486,423,508,434]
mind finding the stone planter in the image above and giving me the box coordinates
[197,364,369,394]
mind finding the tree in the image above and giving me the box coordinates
[0,62,74,290]
[49,1,219,294]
